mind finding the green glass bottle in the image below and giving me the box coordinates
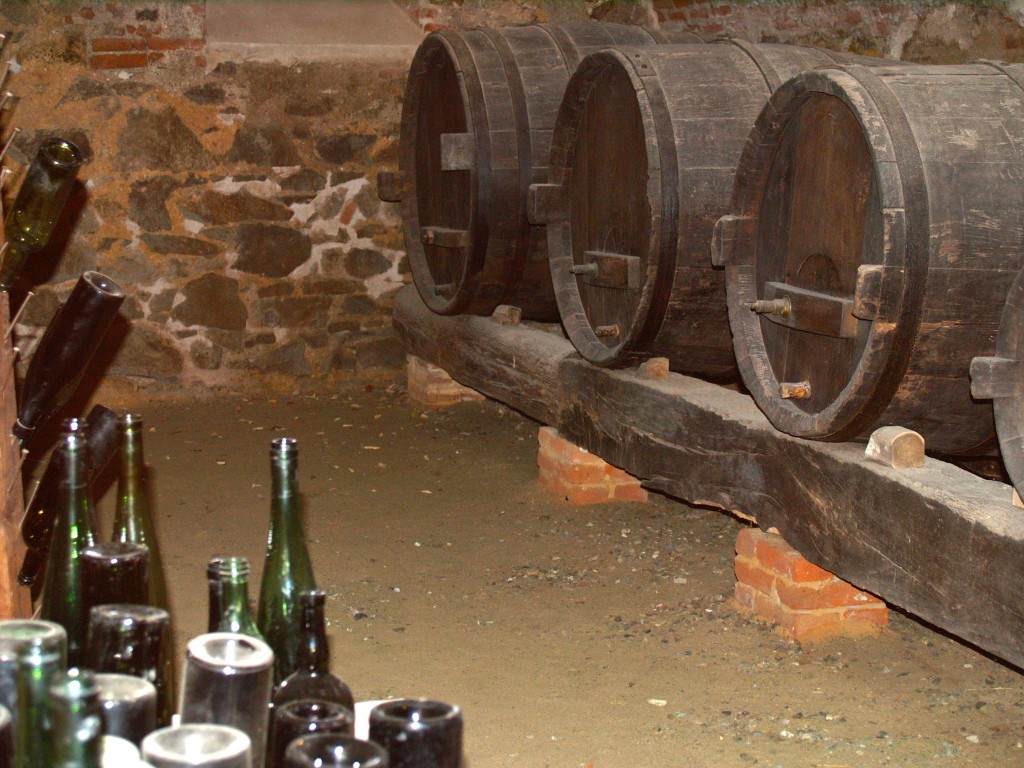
[111,414,168,610]
[0,137,84,289]
[216,557,265,641]
[39,418,98,667]
[13,622,67,768]
[110,413,176,725]
[50,668,102,768]
[257,438,316,682]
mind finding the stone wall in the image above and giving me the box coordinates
[3,1,1024,402]
[3,4,408,402]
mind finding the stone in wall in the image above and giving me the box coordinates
[233,223,313,278]
[172,273,248,331]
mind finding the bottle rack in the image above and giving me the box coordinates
[0,43,32,618]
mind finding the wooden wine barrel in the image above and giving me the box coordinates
[529,41,871,378]
[971,267,1024,490]
[713,62,1024,454]
[392,23,701,321]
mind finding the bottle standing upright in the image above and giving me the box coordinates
[272,590,353,713]
[257,438,316,682]
[215,557,265,641]
[38,418,99,666]
[49,668,103,768]
[110,412,175,720]
[18,404,120,588]
[111,414,168,610]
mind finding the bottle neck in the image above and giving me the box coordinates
[58,443,96,539]
[297,598,330,673]
[219,575,255,631]
[119,427,144,486]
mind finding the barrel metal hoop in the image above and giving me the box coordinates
[830,62,930,440]
[442,31,494,284]
[973,59,1024,96]
[541,23,588,71]
[627,51,680,354]
[717,37,783,91]
[479,28,532,291]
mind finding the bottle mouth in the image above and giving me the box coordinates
[187,632,274,672]
[83,270,126,299]
[215,556,250,579]
[94,672,157,703]
[299,589,326,609]
[270,437,298,456]
[143,724,252,762]
[370,698,462,727]
[39,137,84,169]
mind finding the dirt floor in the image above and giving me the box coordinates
[72,382,1024,767]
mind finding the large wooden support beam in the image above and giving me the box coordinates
[393,285,1024,669]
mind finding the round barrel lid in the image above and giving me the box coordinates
[547,49,669,366]
[400,33,479,315]
[717,66,919,441]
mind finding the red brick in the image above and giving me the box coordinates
[612,483,648,503]
[735,528,758,559]
[91,36,143,53]
[753,535,831,584]
[340,200,358,225]
[775,577,882,612]
[537,427,571,462]
[147,51,165,64]
[777,609,845,643]
[734,556,776,597]
[842,605,889,628]
[148,37,204,52]
[91,52,148,69]
[567,484,613,505]
[567,460,614,485]
[734,582,757,610]
[193,55,207,69]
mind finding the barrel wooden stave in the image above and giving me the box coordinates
[721,63,1024,454]
[400,22,680,321]
[543,42,863,377]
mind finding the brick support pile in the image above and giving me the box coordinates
[537,426,648,505]
[735,528,888,642]
[407,355,485,409]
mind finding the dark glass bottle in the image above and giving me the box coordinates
[0,137,84,289]
[94,672,157,747]
[19,404,119,587]
[272,591,353,713]
[206,556,227,633]
[86,604,173,729]
[283,735,387,768]
[81,542,149,611]
[257,438,316,682]
[142,724,252,768]
[180,632,275,768]
[39,418,98,666]
[111,413,168,611]
[368,699,463,768]
[13,271,125,445]
[0,704,12,768]
[269,700,353,768]
[216,557,264,641]
[13,623,67,768]
[50,668,102,768]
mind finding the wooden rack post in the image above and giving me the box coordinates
[0,285,28,618]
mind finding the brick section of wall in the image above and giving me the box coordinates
[65,3,207,70]
[537,426,648,505]
[407,355,486,409]
[734,528,888,643]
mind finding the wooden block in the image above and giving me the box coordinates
[376,169,406,203]
[865,426,925,469]
[639,357,670,381]
[490,305,522,326]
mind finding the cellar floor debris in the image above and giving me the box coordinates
[79,383,1024,767]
